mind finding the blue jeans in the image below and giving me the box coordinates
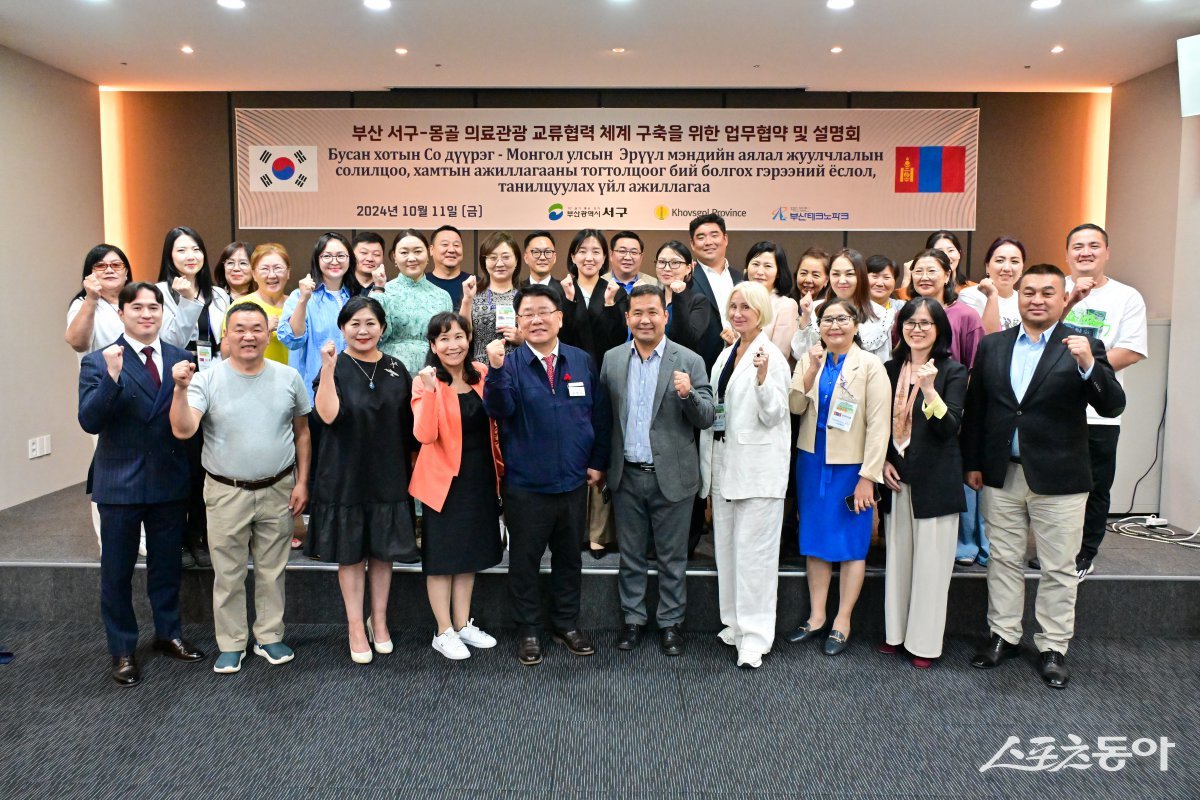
[956,484,989,565]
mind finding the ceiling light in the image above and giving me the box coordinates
[217,0,245,9]
[394,47,408,55]
[826,0,854,9]
[1050,45,1064,53]
[180,45,194,54]
[363,0,391,9]
[830,46,843,54]
[611,48,626,54]
[1030,0,1060,9]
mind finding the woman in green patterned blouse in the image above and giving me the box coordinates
[378,229,453,375]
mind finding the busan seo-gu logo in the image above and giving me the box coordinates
[250,146,318,192]
[547,203,564,221]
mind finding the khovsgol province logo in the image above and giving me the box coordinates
[547,203,564,221]
[250,146,318,192]
[654,205,670,221]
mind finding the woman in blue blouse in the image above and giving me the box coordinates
[377,229,454,376]
[279,232,355,402]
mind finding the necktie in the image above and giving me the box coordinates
[543,353,556,392]
[142,346,161,390]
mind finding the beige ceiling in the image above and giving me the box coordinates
[1,0,1197,93]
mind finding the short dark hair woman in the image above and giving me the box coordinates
[66,244,133,354]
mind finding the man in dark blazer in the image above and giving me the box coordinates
[78,282,205,686]
[600,285,715,655]
[962,264,1125,689]
[687,213,744,371]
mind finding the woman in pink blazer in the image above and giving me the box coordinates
[411,312,505,661]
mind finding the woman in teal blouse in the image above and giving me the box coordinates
[378,229,454,375]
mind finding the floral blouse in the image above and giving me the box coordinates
[377,274,453,375]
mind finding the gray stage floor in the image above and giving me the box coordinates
[3,482,1198,580]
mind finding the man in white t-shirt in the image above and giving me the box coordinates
[1057,223,1148,578]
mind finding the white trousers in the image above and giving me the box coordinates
[711,441,782,661]
[884,483,957,658]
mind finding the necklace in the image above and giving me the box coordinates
[348,354,381,390]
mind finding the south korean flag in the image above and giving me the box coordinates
[250,146,318,192]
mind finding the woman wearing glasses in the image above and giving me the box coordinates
[787,299,891,656]
[879,298,968,668]
[470,232,522,364]
[214,241,255,302]
[655,241,714,358]
[66,244,134,354]
[904,248,983,370]
[279,232,356,402]
[222,243,292,365]
[377,229,453,375]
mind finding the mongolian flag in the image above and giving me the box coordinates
[894,146,965,193]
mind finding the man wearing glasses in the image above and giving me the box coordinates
[483,284,611,666]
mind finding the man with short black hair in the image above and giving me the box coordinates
[350,231,387,295]
[687,214,743,370]
[170,302,311,674]
[79,281,205,686]
[426,225,470,308]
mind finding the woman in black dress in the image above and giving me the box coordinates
[307,296,417,664]
[410,312,504,661]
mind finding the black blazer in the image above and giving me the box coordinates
[665,285,715,363]
[885,356,968,519]
[961,324,1126,495]
[687,264,744,371]
[559,280,626,366]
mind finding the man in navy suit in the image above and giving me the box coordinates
[78,282,204,686]
[687,213,744,371]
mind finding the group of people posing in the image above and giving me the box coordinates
[68,213,1147,691]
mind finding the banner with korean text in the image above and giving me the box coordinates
[235,107,979,231]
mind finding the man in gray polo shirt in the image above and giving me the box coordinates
[170,302,311,674]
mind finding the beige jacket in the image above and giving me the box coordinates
[789,344,891,483]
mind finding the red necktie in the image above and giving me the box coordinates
[543,353,556,392]
[142,346,161,389]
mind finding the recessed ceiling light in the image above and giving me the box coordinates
[830,46,843,54]
[394,47,408,55]
[611,48,626,54]
[1050,45,1065,53]
[180,45,194,54]
[217,0,246,9]
[1030,0,1060,9]
[827,0,854,9]
[363,0,391,9]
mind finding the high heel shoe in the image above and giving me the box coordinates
[350,634,373,665]
[366,619,393,655]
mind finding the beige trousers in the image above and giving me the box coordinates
[981,462,1086,655]
[587,483,615,547]
[884,483,957,658]
[204,474,293,652]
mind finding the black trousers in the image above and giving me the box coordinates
[1079,424,1121,562]
[98,501,186,657]
[505,485,586,632]
[183,431,207,552]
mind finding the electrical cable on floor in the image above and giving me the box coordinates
[1109,515,1200,549]
[1118,398,1167,516]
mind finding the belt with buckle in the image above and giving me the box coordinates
[207,465,294,491]
[625,461,655,473]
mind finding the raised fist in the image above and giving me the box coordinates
[172,275,197,301]
[102,344,124,380]
[1062,335,1094,372]
[673,370,692,398]
[977,277,996,298]
[320,339,337,369]
[669,280,687,295]
[371,264,387,288]
[915,360,938,392]
[83,274,103,300]
[485,338,506,369]
[462,275,477,303]
[560,274,576,302]
[171,360,196,389]
[298,273,317,300]
[752,347,769,384]
[604,279,620,307]
[418,365,439,392]
[719,327,737,346]
[806,344,824,372]
[1068,276,1095,306]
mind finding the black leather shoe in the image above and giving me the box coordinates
[1039,650,1070,689]
[192,547,212,569]
[659,625,684,656]
[180,548,197,570]
[970,634,1021,669]
[784,622,827,644]
[823,630,850,656]
[616,624,644,651]
[154,638,205,662]
[553,628,596,656]
[516,633,543,666]
[111,655,140,686]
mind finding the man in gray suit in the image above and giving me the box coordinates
[600,284,715,655]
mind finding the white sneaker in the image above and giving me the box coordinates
[717,627,737,647]
[432,627,470,660]
[456,619,497,649]
[138,536,147,558]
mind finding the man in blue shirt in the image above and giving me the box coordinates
[483,284,611,665]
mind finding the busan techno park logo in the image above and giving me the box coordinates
[547,203,564,221]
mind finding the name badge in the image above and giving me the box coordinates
[712,402,727,432]
[495,303,516,329]
[828,398,858,432]
[196,342,213,371]
[568,381,586,397]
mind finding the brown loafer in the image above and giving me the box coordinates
[111,655,141,687]
[154,638,205,662]
[516,633,543,666]
[553,628,596,656]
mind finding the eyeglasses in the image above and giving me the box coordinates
[527,248,556,260]
[92,261,126,274]
[257,265,288,275]
[910,269,943,278]
[613,248,641,258]
[819,315,855,327]
[485,254,515,265]
[656,259,688,270]
[223,259,250,269]
[902,320,933,331]
[517,310,561,320]
[319,253,349,264]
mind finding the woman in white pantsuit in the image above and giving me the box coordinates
[699,282,791,669]
[880,298,969,667]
